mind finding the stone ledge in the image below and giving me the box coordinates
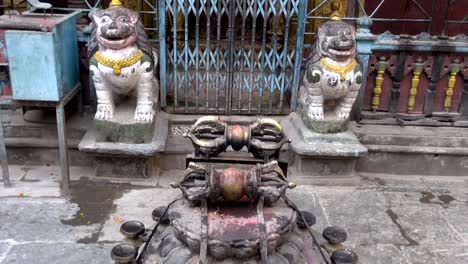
[78,112,168,157]
[282,113,368,158]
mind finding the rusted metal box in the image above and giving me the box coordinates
[0,10,81,101]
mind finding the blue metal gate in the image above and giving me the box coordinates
[158,0,307,114]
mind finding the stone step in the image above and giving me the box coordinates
[3,111,468,180]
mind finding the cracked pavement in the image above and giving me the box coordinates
[1,166,468,263]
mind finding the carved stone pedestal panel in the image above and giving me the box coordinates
[283,113,367,185]
[78,112,168,179]
[94,99,155,144]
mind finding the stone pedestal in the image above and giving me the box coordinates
[78,110,168,179]
[94,99,154,144]
[282,113,367,185]
[140,200,327,264]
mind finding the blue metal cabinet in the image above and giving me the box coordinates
[0,10,81,101]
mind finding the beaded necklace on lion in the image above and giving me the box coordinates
[319,58,357,80]
[94,49,144,76]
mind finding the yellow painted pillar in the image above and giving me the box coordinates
[444,59,461,112]
[407,57,424,113]
[372,56,388,112]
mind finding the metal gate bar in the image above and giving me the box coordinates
[160,0,306,114]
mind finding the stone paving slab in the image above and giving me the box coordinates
[0,186,61,198]
[0,243,12,264]
[401,244,468,264]
[315,190,408,246]
[0,197,100,243]
[1,166,468,263]
[1,243,115,264]
[347,244,409,264]
[98,188,180,242]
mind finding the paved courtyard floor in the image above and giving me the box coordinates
[1,165,468,264]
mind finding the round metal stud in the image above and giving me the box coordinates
[111,243,138,264]
[152,206,170,224]
[287,181,297,189]
[331,249,358,264]
[120,221,145,239]
[296,211,316,228]
[323,226,347,244]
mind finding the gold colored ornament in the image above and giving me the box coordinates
[94,50,144,76]
[330,0,341,20]
[320,58,357,80]
[408,58,424,113]
[110,0,122,6]
[444,62,460,112]
[372,57,388,112]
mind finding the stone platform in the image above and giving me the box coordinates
[282,113,367,185]
[78,112,168,179]
[94,100,154,144]
[4,110,468,181]
[140,199,327,264]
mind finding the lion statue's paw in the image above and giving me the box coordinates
[336,107,350,120]
[308,105,324,121]
[134,105,155,123]
[95,103,115,120]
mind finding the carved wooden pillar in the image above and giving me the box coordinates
[407,57,424,113]
[444,59,461,112]
[461,59,468,116]
[424,54,445,115]
[388,52,406,114]
[371,56,388,112]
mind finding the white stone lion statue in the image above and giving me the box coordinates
[87,1,158,123]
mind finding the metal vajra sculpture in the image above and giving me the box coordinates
[109,116,359,264]
[175,161,296,205]
[88,0,158,123]
[298,4,363,133]
[184,116,291,160]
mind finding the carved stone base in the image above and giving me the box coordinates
[140,200,327,264]
[93,156,156,179]
[78,112,168,179]
[94,99,154,144]
[282,113,367,185]
[299,109,349,134]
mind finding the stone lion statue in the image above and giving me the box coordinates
[87,0,158,123]
[298,13,362,132]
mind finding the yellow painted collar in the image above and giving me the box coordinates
[319,58,357,80]
[94,50,143,75]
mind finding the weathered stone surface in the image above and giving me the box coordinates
[2,243,115,264]
[0,198,100,242]
[2,165,468,264]
[401,245,468,264]
[0,242,12,263]
[94,99,155,144]
[99,188,180,242]
[386,205,462,246]
[288,157,360,185]
[168,200,296,259]
[282,113,366,185]
[347,244,409,264]
[286,186,329,232]
[299,110,349,133]
[141,226,316,264]
[78,112,168,157]
[283,113,367,158]
[315,190,407,245]
[94,156,154,179]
